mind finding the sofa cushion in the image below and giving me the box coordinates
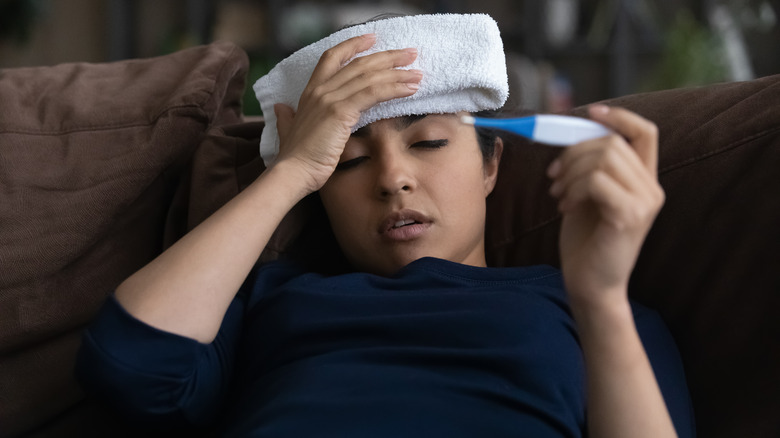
[0,41,248,437]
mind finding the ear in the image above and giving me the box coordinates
[483,137,503,197]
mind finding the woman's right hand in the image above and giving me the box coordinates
[271,34,423,195]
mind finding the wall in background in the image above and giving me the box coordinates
[0,0,105,67]
[1,0,778,113]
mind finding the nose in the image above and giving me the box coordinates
[375,151,415,198]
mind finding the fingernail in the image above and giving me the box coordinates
[590,104,609,115]
[406,82,420,90]
[404,48,418,55]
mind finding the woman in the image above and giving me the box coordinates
[76,14,693,438]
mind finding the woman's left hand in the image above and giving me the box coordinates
[547,105,665,309]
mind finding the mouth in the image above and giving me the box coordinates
[379,210,432,241]
[392,219,419,229]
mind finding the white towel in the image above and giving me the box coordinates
[253,13,509,167]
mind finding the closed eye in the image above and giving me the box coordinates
[336,140,447,170]
[411,139,448,149]
[335,156,369,171]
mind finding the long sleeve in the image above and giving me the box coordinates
[633,303,697,438]
[75,292,246,429]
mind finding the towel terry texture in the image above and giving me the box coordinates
[253,13,509,167]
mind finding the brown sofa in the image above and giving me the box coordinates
[1,41,778,438]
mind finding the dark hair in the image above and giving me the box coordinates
[473,109,502,162]
[285,191,351,276]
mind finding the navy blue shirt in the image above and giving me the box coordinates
[76,258,694,437]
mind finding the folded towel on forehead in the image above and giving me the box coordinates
[253,13,509,167]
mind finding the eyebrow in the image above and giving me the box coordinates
[351,114,429,138]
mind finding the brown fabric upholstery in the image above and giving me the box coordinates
[1,38,778,437]
[0,42,248,437]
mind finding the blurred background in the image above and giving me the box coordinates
[1,0,778,115]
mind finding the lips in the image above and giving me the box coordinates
[379,209,432,241]
[392,219,417,228]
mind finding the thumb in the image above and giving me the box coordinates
[274,103,295,144]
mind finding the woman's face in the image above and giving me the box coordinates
[319,112,501,276]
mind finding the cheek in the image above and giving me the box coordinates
[434,162,490,224]
[432,159,488,197]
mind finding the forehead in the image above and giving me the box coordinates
[351,113,460,138]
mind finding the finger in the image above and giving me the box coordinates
[309,34,378,85]
[556,163,664,229]
[298,68,421,127]
[321,68,423,108]
[548,136,655,200]
[337,47,418,77]
[316,48,419,96]
[588,105,659,172]
[558,169,624,215]
[556,169,639,228]
[339,76,421,114]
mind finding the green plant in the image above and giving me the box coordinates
[643,9,728,91]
